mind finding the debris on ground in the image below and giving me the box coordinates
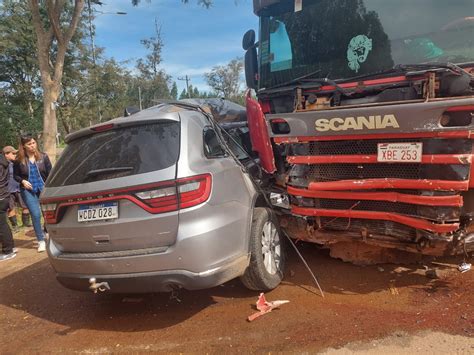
[247,293,289,322]
[425,269,440,279]
[389,282,399,295]
[457,262,471,273]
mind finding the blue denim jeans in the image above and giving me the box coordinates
[20,189,44,242]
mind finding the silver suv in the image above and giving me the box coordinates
[40,102,285,293]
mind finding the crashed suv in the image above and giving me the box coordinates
[40,102,285,293]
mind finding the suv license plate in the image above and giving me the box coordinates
[377,142,422,163]
[78,202,118,222]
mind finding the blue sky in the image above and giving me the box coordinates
[94,0,258,94]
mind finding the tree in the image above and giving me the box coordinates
[0,1,41,121]
[204,57,244,98]
[26,0,213,160]
[170,82,178,100]
[28,0,84,161]
[136,18,164,80]
[179,88,187,100]
[135,18,172,107]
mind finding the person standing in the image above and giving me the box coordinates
[0,150,16,261]
[2,146,31,230]
[13,134,52,252]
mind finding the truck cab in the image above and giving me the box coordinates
[244,0,474,262]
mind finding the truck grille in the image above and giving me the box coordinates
[286,136,471,239]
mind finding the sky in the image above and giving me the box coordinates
[94,0,258,95]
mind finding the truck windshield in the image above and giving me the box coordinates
[258,0,474,89]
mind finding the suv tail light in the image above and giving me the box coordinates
[41,203,58,224]
[40,174,212,224]
[135,174,211,212]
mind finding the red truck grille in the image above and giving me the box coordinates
[284,136,472,237]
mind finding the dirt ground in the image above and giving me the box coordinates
[1,229,473,354]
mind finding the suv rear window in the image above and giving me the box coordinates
[47,122,180,187]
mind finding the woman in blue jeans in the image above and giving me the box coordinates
[13,134,52,252]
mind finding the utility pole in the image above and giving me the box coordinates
[178,75,191,98]
[138,86,143,110]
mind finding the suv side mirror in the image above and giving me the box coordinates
[243,30,258,89]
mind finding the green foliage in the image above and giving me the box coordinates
[204,57,244,98]
[0,97,42,147]
[179,88,188,99]
[0,1,41,118]
[135,18,172,108]
[0,0,221,147]
[170,82,178,100]
[178,85,213,99]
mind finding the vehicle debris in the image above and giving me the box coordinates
[247,293,289,322]
[458,262,471,273]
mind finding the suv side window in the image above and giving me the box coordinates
[203,127,226,158]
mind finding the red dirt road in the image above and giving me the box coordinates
[1,231,473,353]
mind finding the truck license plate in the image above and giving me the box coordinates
[377,142,422,163]
[78,202,118,222]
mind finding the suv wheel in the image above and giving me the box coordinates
[241,207,286,291]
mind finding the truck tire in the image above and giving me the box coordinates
[241,207,286,291]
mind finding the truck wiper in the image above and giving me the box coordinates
[345,62,474,83]
[86,167,133,177]
[271,69,322,89]
[394,62,471,76]
[262,71,349,95]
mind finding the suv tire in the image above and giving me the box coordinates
[241,207,285,291]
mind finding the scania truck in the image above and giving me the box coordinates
[243,0,474,262]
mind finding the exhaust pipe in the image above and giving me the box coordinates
[89,277,110,293]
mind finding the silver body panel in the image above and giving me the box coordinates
[43,106,258,293]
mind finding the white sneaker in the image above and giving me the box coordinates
[0,252,16,261]
[37,241,46,252]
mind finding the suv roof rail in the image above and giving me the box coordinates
[153,99,202,111]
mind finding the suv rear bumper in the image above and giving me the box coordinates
[54,254,249,293]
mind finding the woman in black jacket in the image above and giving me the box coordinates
[13,134,52,252]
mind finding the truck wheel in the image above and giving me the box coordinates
[241,207,285,291]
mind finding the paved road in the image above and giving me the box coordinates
[1,230,473,353]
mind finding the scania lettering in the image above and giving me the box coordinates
[243,0,474,262]
[315,114,400,132]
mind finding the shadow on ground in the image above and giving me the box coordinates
[0,256,256,333]
[0,241,464,334]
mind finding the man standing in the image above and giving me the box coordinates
[0,149,16,261]
[2,146,31,230]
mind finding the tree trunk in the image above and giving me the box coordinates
[28,0,85,164]
[42,85,60,163]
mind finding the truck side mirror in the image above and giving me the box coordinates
[243,30,258,89]
[242,29,256,50]
[245,48,258,89]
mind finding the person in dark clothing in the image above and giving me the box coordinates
[2,146,31,230]
[0,152,16,261]
[13,134,52,252]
